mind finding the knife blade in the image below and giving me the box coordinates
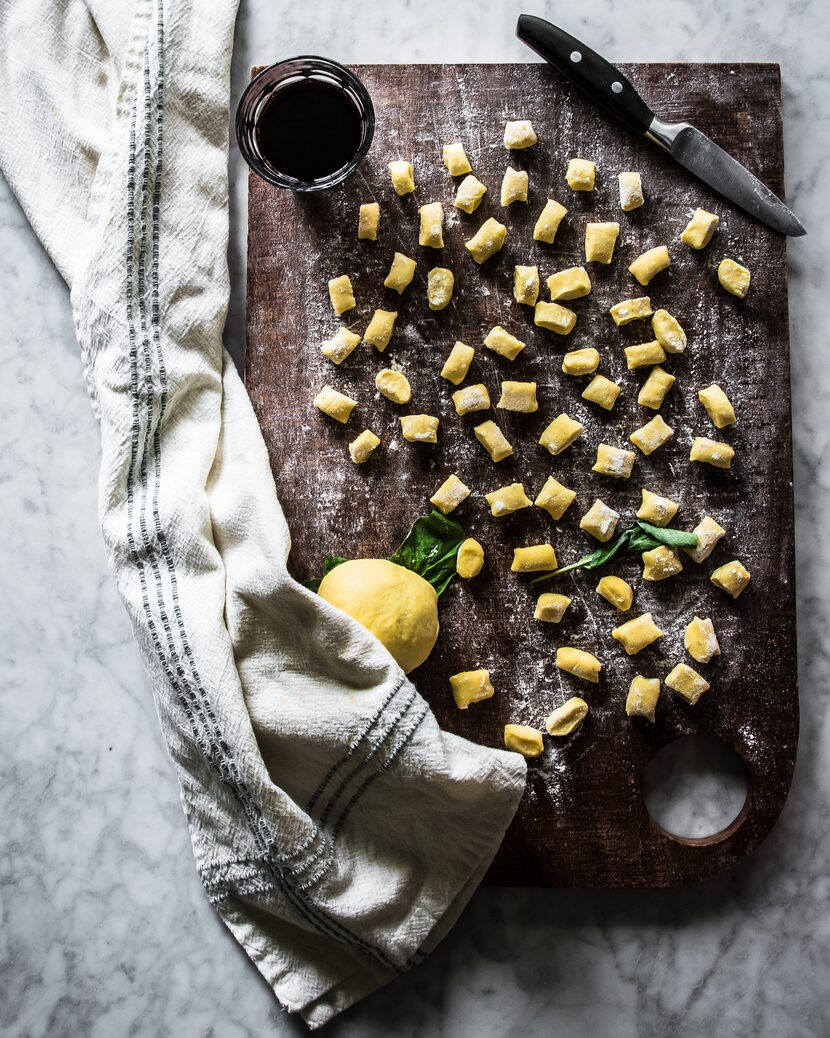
[516,14,806,237]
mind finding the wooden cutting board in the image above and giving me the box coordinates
[245,62,798,887]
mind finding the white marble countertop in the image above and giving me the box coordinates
[2,1,828,1035]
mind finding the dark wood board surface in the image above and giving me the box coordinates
[245,63,798,887]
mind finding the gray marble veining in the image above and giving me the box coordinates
[2,1,828,1035]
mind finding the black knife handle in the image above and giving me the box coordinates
[516,15,654,137]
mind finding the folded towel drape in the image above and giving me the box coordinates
[0,0,526,1026]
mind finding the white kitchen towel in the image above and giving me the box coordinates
[0,0,527,1027]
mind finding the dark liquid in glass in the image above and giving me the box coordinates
[255,78,363,181]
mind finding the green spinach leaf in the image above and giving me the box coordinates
[634,520,699,548]
[532,521,698,583]
[388,510,466,596]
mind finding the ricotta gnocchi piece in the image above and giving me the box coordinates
[485,482,532,517]
[611,613,664,655]
[710,560,751,598]
[665,663,710,705]
[625,675,660,722]
[418,202,445,248]
[624,340,667,370]
[651,308,687,353]
[456,538,485,578]
[592,443,636,479]
[321,327,360,365]
[539,413,583,456]
[618,171,644,211]
[452,383,491,416]
[400,414,439,443]
[363,308,398,351]
[454,174,487,214]
[556,646,602,682]
[680,207,719,249]
[584,222,620,264]
[630,415,674,455]
[596,575,633,612]
[565,157,596,191]
[698,384,737,428]
[582,375,621,411]
[638,366,676,409]
[388,159,415,195]
[512,544,558,572]
[328,274,356,314]
[718,257,751,297]
[474,420,513,462]
[562,348,600,376]
[535,476,576,520]
[641,545,683,581]
[497,381,538,413]
[313,385,357,424]
[610,296,653,326]
[500,166,529,206]
[441,341,475,384]
[683,515,726,564]
[465,217,508,263]
[533,198,568,243]
[383,252,416,294]
[484,325,525,360]
[503,119,537,149]
[637,489,679,526]
[629,245,670,286]
[504,724,544,757]
[579,499,620,543]
[427,267,454,310]
[375,368,411,404]
[450,669,494,709]
[690,436,735,469]
[545,697,589,736]
[442,141,472,176]
[547,266,591,300]
[534,300,577,335]
[513,265,540,306]
[357,202,380,240]
[684,616,720,664]
[430,474,471,515]
[534,593,571,623]
[348,429,380,464]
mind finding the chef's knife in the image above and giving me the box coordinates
[516,14,806,236]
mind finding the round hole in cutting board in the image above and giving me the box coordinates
[644,736,748,842]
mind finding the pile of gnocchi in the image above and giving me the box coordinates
[313,118,753,759]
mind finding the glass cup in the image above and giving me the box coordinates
[236,55,375,192]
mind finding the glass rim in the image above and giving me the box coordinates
[235,55,375,192]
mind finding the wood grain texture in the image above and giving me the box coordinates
[245,63,798,887]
